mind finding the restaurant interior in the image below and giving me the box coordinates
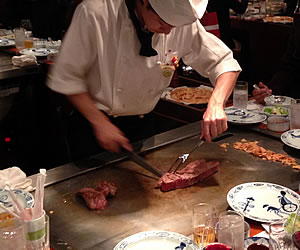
[0,0,300,249]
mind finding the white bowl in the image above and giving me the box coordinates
[264,96,294,107]
[264,105,289,117]
[267,116,290,132]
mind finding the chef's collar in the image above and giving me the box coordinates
[125,0,158,57]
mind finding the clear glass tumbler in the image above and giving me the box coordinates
[233,81,248,110]
[0,218,26,249]
[217,210,245,250]
[193,203,217,248]
[290,99,300,129]
[14,27,26,51]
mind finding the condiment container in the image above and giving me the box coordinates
[267,116,290,132]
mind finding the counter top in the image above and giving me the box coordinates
[33,121,300,250]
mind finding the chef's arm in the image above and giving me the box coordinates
[201,71,239,142]
[67,93,133,152]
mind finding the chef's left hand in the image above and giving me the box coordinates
[201,102,227,142]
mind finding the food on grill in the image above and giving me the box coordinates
[220,143,229,151]
[233,140,300,169]
[78,181,117,210]
[156,159,219,192]
[170,87,212,104]
[263,16,293,23]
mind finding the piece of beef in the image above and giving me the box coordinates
[95,181,118,197]
[78,181,118,210]
[78,188,108,210]
[157,159,219,192]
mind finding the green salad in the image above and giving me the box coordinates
[264,106,288,115]
[285,213,300,233]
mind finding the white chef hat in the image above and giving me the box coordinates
[148,0,208,27]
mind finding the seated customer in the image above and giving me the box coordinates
[253,16,300,103]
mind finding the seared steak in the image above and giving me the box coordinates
[157,159,219,191]
[78,181,117,210]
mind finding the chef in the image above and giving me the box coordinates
[47,0,241,154]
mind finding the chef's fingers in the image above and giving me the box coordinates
[210,120,218,139]
[201,120,212,142]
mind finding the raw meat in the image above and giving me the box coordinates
[157,159,219,192]
[78,181,117,210]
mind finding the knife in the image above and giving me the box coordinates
[122,149,163,178]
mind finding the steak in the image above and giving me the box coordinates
[78,181,117,210]
[156,159,219,192]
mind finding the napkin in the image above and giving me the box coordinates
[12,54,37,67]
[0,166,33,191]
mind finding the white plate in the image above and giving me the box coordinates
[244,237,269,249]
[113,231,200,250]
[227,182,300,223]
[19,48,58,57]
[225,107,267,125]
[0,189,34,212]
[0,39,15,47]
[264,96,294,107]
[281,129,300,150]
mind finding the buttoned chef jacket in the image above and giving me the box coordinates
[47,0,241,117]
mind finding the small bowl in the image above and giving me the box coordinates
[267,116,290,132]
[264,96,294,107]
[264,105,289,117]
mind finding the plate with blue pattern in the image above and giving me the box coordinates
[0,39,15,47]
[244,237,269,249]
[281,129,300,150]
[0,188,34,212]
[225,107,267,125]
[227,182,300,223]
[19,48,58,57]
[113,231,200,250]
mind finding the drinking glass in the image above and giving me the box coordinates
[269,222,297,250]
[14,27,26,50]
[233,81,248,111]
[216,210,244,250]
[193,203,217,248]
[290,99,300,129]
[0,218,26,249]
[24,31,34,49]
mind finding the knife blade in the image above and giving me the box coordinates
[123,149,163,178]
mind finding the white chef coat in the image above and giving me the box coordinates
[47,0,241,117]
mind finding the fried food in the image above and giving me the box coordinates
[170,87,212,104]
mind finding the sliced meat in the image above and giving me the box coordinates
[78,188,108,210]
[157,159,219,192]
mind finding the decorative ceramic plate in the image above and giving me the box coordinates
[162,86,213,105]
[113,231,200,250]
[281,129,300,150]
[19,48,58,57]
[225,107,267,125]
[264,96,294,107]
[244,237,269,250]
[0,189,34,212]
[0,39,15,47]
[227,182,300,223]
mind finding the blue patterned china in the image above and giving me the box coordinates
[0,39,15,47]
[281,129,300,150]
[244,237,269,250]
[225,107,267,125]
[0,188,34,212]
[113,231,199,250]
[19,48,58,57]
[227,182,300,223]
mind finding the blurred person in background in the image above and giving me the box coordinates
[252,16,300,103]
[47,0,241,157]
[206,0,249,50]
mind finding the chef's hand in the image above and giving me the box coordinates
[252,82,272,104]
[201,101,227,143]
[92,120,133,153]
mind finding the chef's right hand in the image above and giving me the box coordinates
[92,120,133,153]
[252,82,272,104]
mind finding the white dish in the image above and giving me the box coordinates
[244,237,269,249]
[227,182,300,223]
[225,107,267,125]
[263,105,289,117]
[281,129,300,150]
[19,48,58,57]
[0,189,34,212]
[267,116,290,132]
[264,96,294,107]
[0,39,15,47]
[113,231,199,250]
